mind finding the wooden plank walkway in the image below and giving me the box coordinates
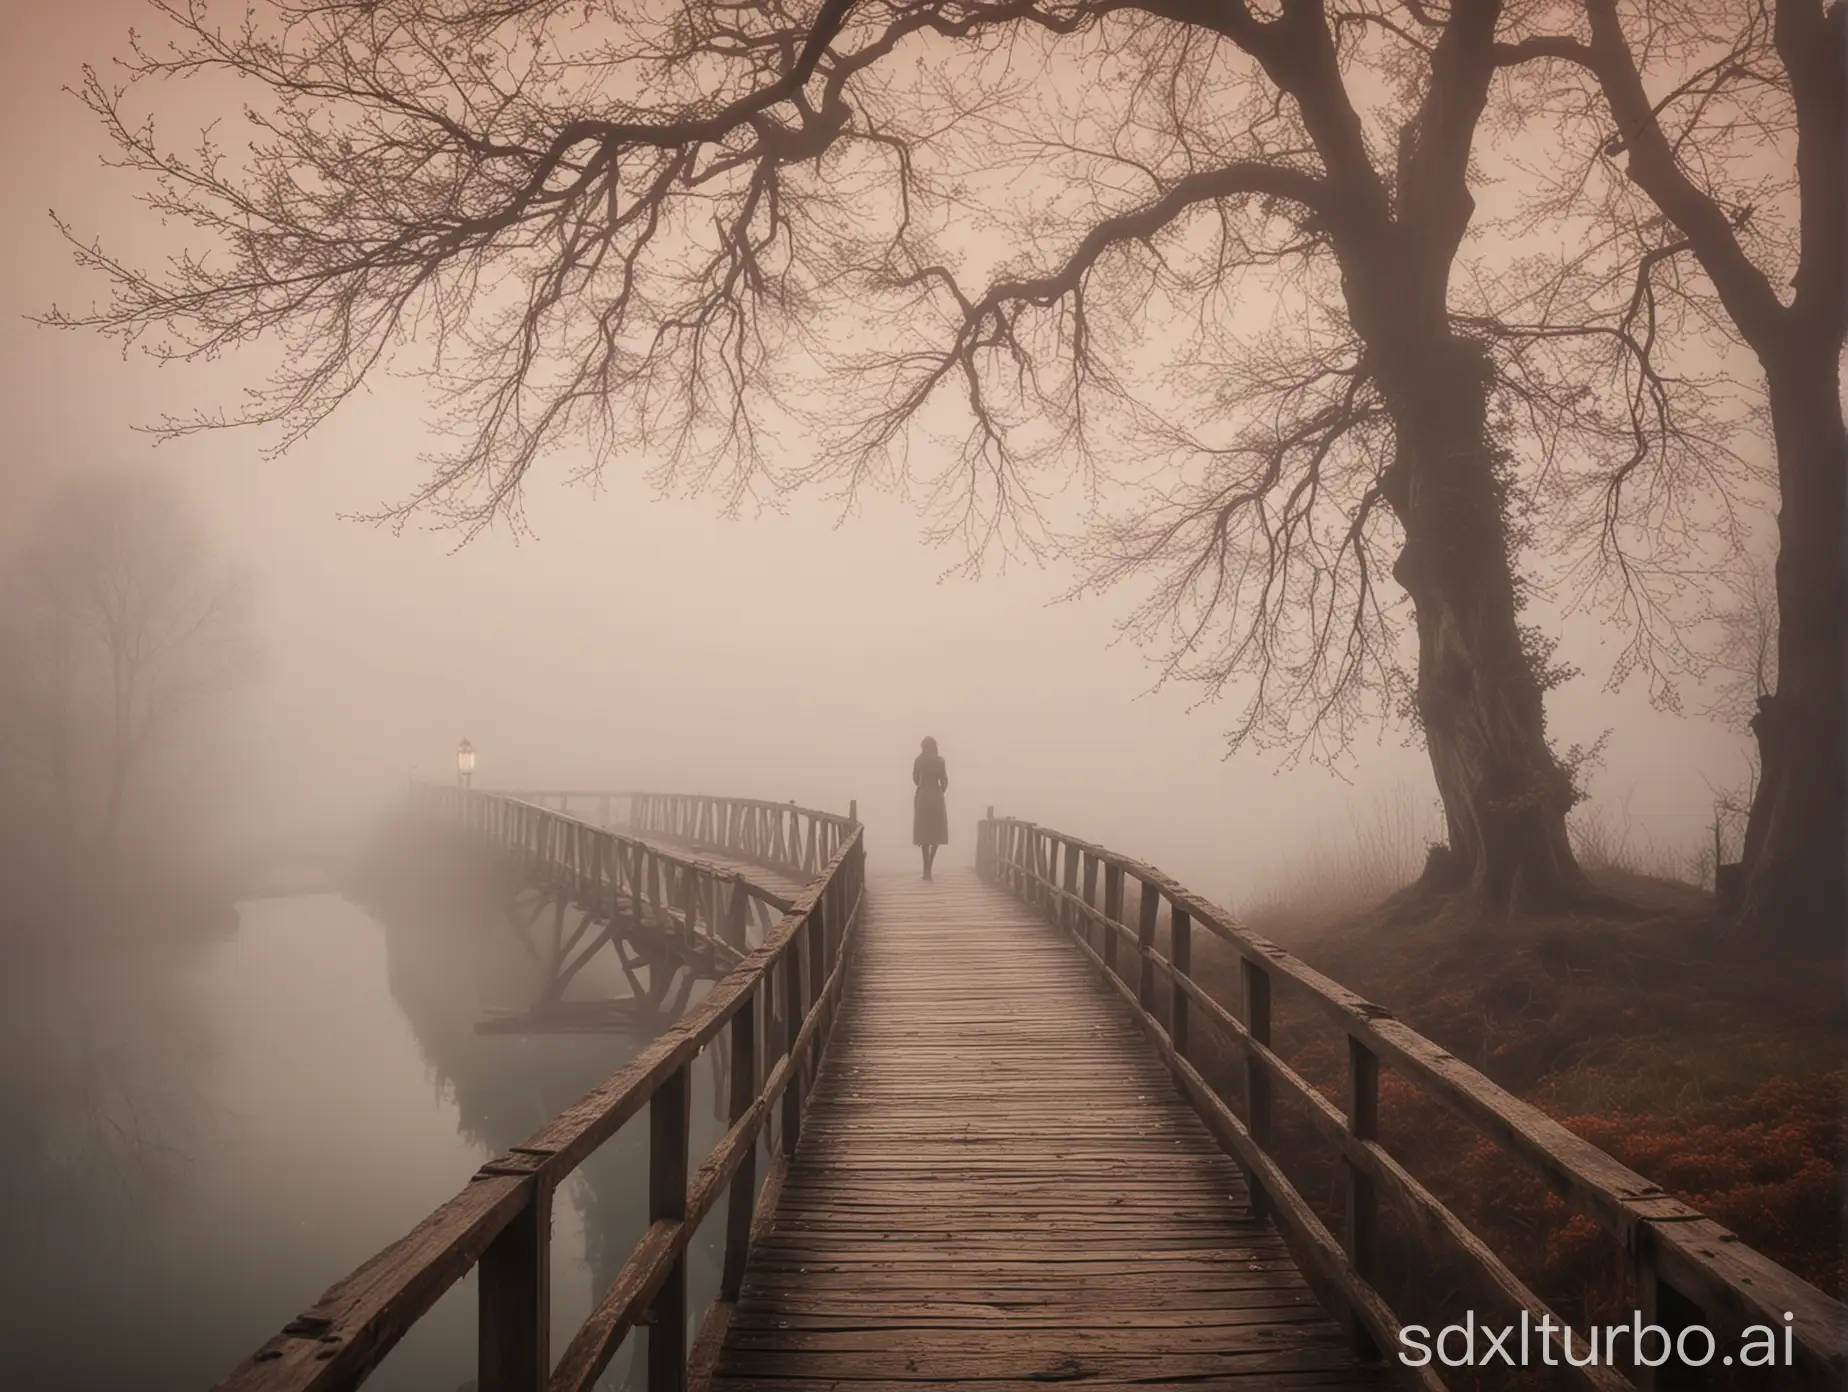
[712,867,1383,1391]
[629,831,816,903]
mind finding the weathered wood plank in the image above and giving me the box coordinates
[716,870,1381,1390]
[214,1174,530,1391]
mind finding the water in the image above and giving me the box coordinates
[0,888,727,1392]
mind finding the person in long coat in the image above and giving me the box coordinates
[913,737,949,880]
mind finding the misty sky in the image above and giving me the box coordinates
[0,0,1755,895]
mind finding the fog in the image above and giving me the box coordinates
[0,3,1753,903]
[0,5,1800,1389]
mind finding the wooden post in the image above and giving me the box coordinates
[1137,882,1159,1015]
[720,993,758,1302]
[760,957,779,1156]
[724,876,749,949]
[808,901,828,1041]
[1635,1245,1706,1392]
[781,943,805,1156]
[478,1171,553,1392]
[648,1064,690,1391]
[1060,840,1079,934]
[1081,853,1098,955]
[1102,864,1123,979]
[1342,1035,1380,1361]
[1240,957,1272,1219]
[1170,905,1191,1057]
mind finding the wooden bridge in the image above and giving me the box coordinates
[220,788,1846,1392]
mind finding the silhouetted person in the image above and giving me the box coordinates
[913,737,949,880]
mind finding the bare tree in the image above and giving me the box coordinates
[52,0,1750,913]
[4,470,257,862]
[1502,0,1843,937]
[1710,551,1778,738]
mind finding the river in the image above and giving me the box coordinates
[0,882,729,1392]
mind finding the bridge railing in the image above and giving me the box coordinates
[493,789,858,883]
[978,814,1847,1391]
[424,786,806,966]
[220,789,866,1392]
[627,792,858,881]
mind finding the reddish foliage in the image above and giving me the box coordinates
[1554,1072,1845,1294]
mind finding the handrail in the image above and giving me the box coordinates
[218,788,866,1392]
[490,789,858,883]
[628,791,858,881]
[977,813,1848,1392]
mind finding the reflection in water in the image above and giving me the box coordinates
[369,841,735,1391]
[0,858,723,1392]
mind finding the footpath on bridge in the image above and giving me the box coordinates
[709,867,1381,1390]
[625,830,815,905]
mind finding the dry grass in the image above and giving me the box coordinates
[1241,787,1727,938]
[1236,784,1445,927]
[1566,791,1730,890]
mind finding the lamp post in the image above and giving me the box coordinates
[456,737,476,789]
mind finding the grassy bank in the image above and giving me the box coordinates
[1173,855,1842,1387]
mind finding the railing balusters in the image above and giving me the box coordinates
[1137,881,1159,1014]
[1635,1248,1705,1392]
[1342,1035,1380,1360]
[647,1063,690,1390]
[808,899,828,1050]
[1239,957,1273,1219]
[725,874,750,948]
[1035,831,1051,914]
[1101,863,1123,979]
[720,992,758,1302]
[478,1161,552,1392]
[1170,904,1190,1059]
[1060,841,1078,935]
[781,946,805,1156]
[1081,852,1098,956]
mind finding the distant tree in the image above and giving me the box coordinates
[52,0,1759,914]
[1504,0,1843,937]
[1,470,257,865]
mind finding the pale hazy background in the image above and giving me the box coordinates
[0,0,1752,898]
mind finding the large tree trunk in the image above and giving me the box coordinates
[1737,341,1845,940]
[1374,335,1594,915]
